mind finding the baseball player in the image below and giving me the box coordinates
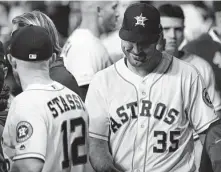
[158,4,221,171]
[60,1,119,101]
[2,26,89,172]
[158,4,221,115]
[85,3,218,172]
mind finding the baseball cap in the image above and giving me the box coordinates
[119,3,161,43]
[10,25,53,61]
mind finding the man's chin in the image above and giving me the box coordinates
[130,59,146,67]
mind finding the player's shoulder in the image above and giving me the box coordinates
[92,62,117,79]
[68,29,107,54]
[13,82,66,104]
[69,29,100,45]
[68,29,91,41]
[64,29,93,49]
[188,54,213,72]
[90,61,119,86]
[12,91,44,110]
[13,90,36,104]
[8,91,43,117]
[170,52,201,77]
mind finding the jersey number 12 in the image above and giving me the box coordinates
[61,117,87,169]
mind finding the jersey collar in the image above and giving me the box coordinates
[25,81,64,91]
[115,52,173,85]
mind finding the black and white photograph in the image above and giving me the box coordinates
[0,1,220,172]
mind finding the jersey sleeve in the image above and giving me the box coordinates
[188,75,219,134]
[62,38,112,87]
[2,99,47,162]
[64,45,95,86]
[204,64,221,111]
[85,75,109,141]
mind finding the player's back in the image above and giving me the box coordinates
[3,81,89,172]
[42,82,89,172]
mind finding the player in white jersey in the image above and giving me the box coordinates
[2,26,89,172]
[158,4,221,114]
[85,3,218,172]
[158,4,221,171]
[61,1,119,101]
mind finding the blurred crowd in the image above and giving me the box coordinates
[0,1,215,46]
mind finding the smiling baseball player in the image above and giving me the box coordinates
[85,3,219,172]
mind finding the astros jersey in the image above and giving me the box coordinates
[2,81,89,172]
[183,32,221,93]
[181,51,221,112]
[85,52,218,172]
[61,28,113,86]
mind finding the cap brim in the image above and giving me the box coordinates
[119,28,158,43]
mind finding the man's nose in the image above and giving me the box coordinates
[133,43,142,54]
[168,28,176,39]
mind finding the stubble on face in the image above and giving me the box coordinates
[121,40,158,68]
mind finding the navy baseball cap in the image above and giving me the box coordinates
[119,3,161,43]
[10,25,53,61]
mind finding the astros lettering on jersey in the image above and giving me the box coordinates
[85,52,218,172]
[2,82,89,172]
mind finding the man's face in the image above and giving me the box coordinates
[121,39,157,67]
[161,16,184,55]
[156,32,166,52]
[99,1,119,33]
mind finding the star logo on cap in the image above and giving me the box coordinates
[134,13,148,27]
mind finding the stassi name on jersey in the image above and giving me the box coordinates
[111,100,179,133]
[47,94,85,118]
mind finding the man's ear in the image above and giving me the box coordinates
[97,6,101,17]
[3,67,8,79]
[97,3,104,17]
[7,54,17,69]
[49,53,56,65]
[52,53,56,63]
[7,54,12,65]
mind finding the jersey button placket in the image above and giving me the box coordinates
[142,91,146,96]
[140,79,147,99]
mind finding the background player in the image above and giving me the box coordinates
[10,10,82,98]
[61,1,119,101]
[158,4,221,171]
[85,3,218,172]
[183,1,221,95]
[2,25,89,172]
